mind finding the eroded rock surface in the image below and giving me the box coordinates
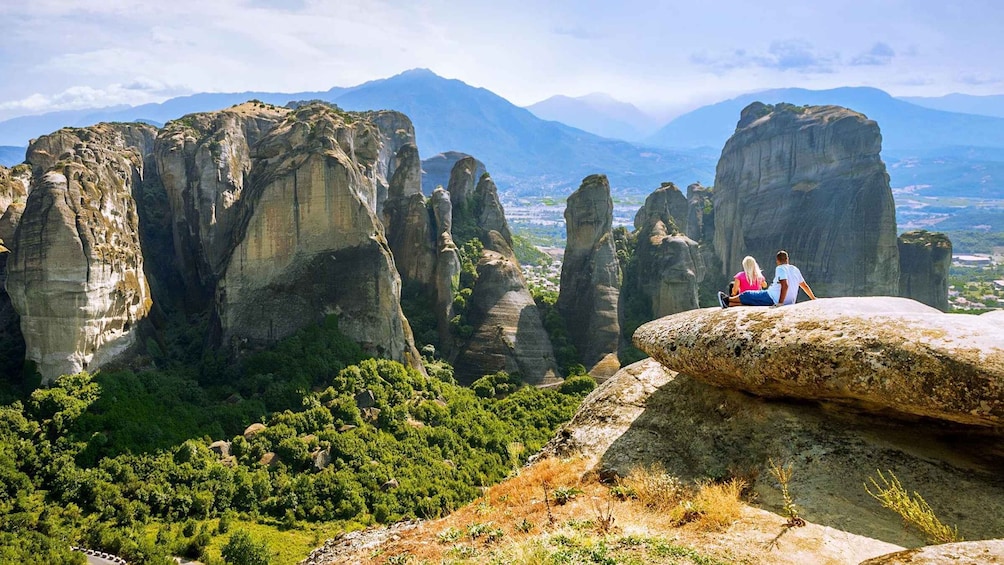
[8,124,157,381]
[382,143,436,287]
[713,102,900,298]
[0,165,29,377]
[543,358,1004,547]
[634,297,1004,427]
[215,104,422,370]
[154,102,288,303]
[860,540,1004,564]
[452,232,560,386]
[898,230,952,311]
[558,174,620,379]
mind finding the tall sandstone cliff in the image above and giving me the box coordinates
[623,183,705,321]
[445,159,559,386]
[7,124,157,381]
[898,230,952,311]
[712,102,900,297]
[558,174,620,379]
[213,104,422,369]
[0,165,29,377]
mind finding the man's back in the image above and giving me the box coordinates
[768,264,804,305]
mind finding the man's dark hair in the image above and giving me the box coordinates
[776,250,789,263]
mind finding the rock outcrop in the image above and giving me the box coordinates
[623,184,705,320]
[634,297,1004,428]
[897,230,952,311]
[452,232,560,386]
[429,187,461,349]
[7,124,157,381]
[712,102,900,298]
[684,182,713,244]
[154,102,288,305]
[543,358,1004,547]
[381,143,436,287]
[215,104,422,370]
[421,151,485,195]
[0,165,29,377]
[368,110,417,214]
[634,182,688,234]
[861,540,1004,564]
[558,174,621,379]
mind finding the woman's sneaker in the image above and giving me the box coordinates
[717,291,729,309]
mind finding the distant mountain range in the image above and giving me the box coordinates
[645,87,1004,152]
[900,93,1004,119]
[526,93,655,141]
[1,71,1004,210]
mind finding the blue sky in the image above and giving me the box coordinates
[1,0,1002,120]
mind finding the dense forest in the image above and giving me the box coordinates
[0,314,593,564]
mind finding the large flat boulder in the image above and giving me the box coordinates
[633,296,1004,428]
[860,540,1004,564]
[543,358,1004,548]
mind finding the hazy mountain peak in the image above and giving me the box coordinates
[526,92,656,141]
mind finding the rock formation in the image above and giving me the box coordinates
[861,540,1004,564]
[622,184,705,323]
[634,297,1004,428]
[421,151,485,195]
[7,124,157,381]
[684,182,713,244]
[712,102,900,298]
[429,187,461,349]
[154,102,288,305]
[897,230,952,311]
[472,174,513,246]
[557,174,621,379]
[543,358,1004,547]
[214,104,422,370]
[634,182,688,234]
[381,143,436,287]
[452,232,560,386]
[0,165,29,377]
[368,110,417,214]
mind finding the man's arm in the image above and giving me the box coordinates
[799,281,817,300]
[777,279,788,305]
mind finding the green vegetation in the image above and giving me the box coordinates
[941,230,1004,254]
[0,314,589,564]
[528,288,585,376]
[866,470,962,544]
[221,530,272,565]
[511,234,553,266]
[612,227,647,365]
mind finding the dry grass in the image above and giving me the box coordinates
[354,456,752,564]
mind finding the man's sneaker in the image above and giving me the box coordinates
[717,291,729,309]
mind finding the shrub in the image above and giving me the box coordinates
[865,470,961,544]
[221,530,272,565]
[622,463,686,511]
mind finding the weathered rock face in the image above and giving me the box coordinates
[983,309,1004,329]
[0,165,29,377]
[625,187,706,319]
[860,540,1004,564]
[713,102,900,298]
[381,143,436,287]
[429,187,460,349]
[154,103,289,304]
[897,230,952,311]
[543,358,1004,547]
[558,174,621,378]
[367,110,416,214]
[421,151,485,195]
[215,104,422,370]
[634,182,688,233]
[446,156,480,216]
[634,297,1004,428]
[8,124,157,381]
[684,182,713,244]
[452,232,560,386]
[473,174,512,247]
[446,158,513,247]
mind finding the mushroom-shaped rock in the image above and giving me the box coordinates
[633,297,1004,428]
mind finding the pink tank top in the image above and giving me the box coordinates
[734,271,763,293]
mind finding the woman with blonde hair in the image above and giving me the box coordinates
[731,255,767,296]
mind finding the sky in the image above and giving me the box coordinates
[1,0,1003,121]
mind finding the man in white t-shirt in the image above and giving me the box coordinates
[719,250,817,307]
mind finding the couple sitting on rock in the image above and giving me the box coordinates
[718,250,817,308]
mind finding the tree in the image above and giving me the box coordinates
[221,530,271,565]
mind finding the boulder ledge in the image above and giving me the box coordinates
[633,297,1004,428]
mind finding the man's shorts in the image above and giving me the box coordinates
[739,290,775,306]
